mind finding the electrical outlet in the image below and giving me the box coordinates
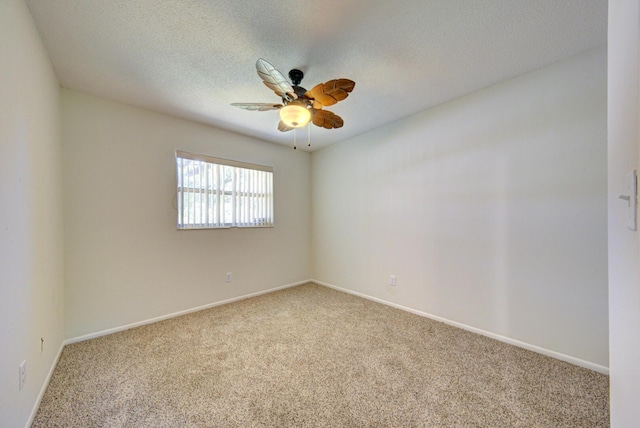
[390,275,397,286]
[19,361,26,391]
[225,272,232,283]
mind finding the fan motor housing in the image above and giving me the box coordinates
[292,86,308,99]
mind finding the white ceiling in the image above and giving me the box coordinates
[25,0,607,151]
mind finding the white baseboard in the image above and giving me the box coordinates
[64,277,610,374]
[25,341,65,428]
[313,279,609,375]
[65,280,311,345]
[27,278,606,427]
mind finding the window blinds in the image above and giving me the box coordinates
[176,151,274,229]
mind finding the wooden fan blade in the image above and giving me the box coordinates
[256,59,297,101]
[312,109,344,129]
[277,121,294,132]
[304,78,355,107]
[231,103,283,111]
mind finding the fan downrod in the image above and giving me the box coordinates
[289,69,304,86]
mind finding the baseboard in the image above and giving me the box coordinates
[313,279,609,375]
[25,341,65,428]
[65,279,311,345]
[63,277,610,374]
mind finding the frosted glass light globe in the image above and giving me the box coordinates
[279,103,311,128]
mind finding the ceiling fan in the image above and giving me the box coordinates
[231,59,355,134]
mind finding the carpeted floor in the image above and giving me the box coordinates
[33,283,609,427]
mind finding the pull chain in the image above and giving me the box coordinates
[293,128,297,150]
[307,123,311,148]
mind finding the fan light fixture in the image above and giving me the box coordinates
[279,102,311,128]
[231,59,355,149]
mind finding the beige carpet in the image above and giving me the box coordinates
[33,283,609,427]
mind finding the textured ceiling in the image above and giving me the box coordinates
[25,0,607,151]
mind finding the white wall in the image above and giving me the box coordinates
[0,1,65,427]
[62,90,312,340]
[608,0,640,425]
[312,48,608,369]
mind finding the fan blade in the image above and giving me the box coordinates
[277,121,294,132]
[256,59,297,101]
[305,79,355,107]
[312,109,344,129]
[231,103,283,111]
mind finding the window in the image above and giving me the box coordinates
[176,151,274,229]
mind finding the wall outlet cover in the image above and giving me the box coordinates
[19,360,26,391]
